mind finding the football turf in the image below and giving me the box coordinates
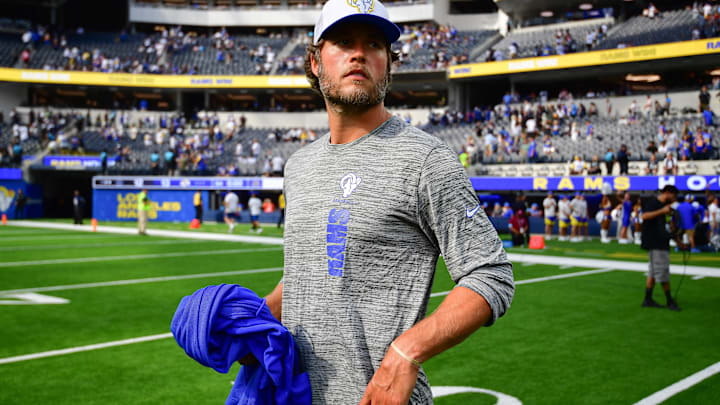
[0,224,718,404]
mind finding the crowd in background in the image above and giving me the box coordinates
[16,24,289,75]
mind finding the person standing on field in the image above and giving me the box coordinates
[250,1,515,403]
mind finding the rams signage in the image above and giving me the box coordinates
[92,190,195,221]
[471,175,720,192]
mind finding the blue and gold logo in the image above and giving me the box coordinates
[347,0,374,13]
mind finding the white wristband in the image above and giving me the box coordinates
[390,342,421,367]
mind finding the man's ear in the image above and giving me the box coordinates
[310,51,319,78]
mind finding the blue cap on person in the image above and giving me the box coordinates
[503,202,510,207]
[314,0,402,45]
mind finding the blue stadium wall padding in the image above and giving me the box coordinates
[0,179,43,219]
[93,189,203,221]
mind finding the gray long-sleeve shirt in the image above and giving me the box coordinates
[281,116,514,404]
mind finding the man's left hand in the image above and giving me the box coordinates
[359,345,419,405]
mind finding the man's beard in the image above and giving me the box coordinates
[318,60,390,112]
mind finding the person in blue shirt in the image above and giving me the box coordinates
[502,92,512,106]
[619,192,633,244]
[150,150,160,175]
[501,202,514,218]
[527,137,538,163]
[676,195,697,250]
[703,107,714,126]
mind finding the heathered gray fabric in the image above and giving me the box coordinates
[281,115,514,404]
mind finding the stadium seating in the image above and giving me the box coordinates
[489,20,609,60]
[594,8,700,50]
[0,33,23,67]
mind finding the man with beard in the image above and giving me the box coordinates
[252,1,515,404]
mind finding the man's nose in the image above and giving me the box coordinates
[348,43,367,64]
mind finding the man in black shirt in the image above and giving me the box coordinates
[698,85,710,112]
[640,185,680,311]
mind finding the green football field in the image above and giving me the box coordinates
[1,222,718,404]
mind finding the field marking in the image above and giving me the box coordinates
[0,333,173,365]
[506,253,720,279]
[0,292,70,305]
[429,268,615,298]
[432,386,522,404]
[0,234,126,242]
[0,247,283,268]
[691,275,705,280]
[0,230,69,236]
[633,361,720,405]
[0,263,611,364]
[0,239,207,252]
[0,267,283,295]
[8,220,284,245]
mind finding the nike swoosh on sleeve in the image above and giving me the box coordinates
[466,204,481,218]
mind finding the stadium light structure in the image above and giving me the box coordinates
[540,10,554,17]
[579,3,593,10]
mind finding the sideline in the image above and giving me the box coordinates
[0,247,283,268]
[508,253,720,278]
[0,268,615,365]
[0,267,283,295]
[5,220,718,277]
[633,361,720,405]
[6,220,284,245]
[0,239,206,252]
[430,268,615,297]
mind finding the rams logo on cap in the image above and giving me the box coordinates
[347,0,374,13]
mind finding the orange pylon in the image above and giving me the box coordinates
[91,218,98,232]
[1,214,6,225]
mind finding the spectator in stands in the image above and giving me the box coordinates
[699,85,711,112]
[693,130,711,159]
[587,155,602,175]
[662,152,678,175]
[645,153,659,175]
[617,144,630,174]
[703,105,714,126]
[569,155,586,175]
[604,148,615,175]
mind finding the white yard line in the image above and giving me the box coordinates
[8,220,284,245]
[0,264,622,365]
[0,230,69,236]
[0,247,283,268]
[0,267,283,295]
[0,234,125,242]
[0,333,173,365]
[506,253,720,279]
[0,239,207,252]
[633,361,720,405]
[430,268,615,298]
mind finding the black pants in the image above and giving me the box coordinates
[277,208,285,227]
[195,205,203,223]
[605,161,614,175]
[73,208,83,224]
[512,232,525,247]
[14,205,24,219]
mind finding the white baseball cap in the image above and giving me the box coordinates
[313,0,401,45]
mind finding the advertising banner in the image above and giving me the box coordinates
[470,175,720,192]
[0,67,309,89]
[92,175,283,191]
[449,37,720,79]
[92,189,200,222]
